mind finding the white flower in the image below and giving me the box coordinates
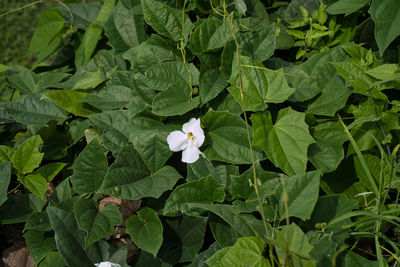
[167,118,205,163]
[94,262,121,267]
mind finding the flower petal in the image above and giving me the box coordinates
[182,141,200,163]
[182,118,200,134]
[182,118,205,147]
[167,131,187,152]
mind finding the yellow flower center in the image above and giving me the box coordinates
[187,132,196,141]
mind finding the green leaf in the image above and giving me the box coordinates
[24,230,57,264]
[307,76,352,116]
[187,156,238,184]
[200,69,228,105]
[338,251,379,266]
[29,8,65,61]
[129,114,173,172]
[0,146,13,162]
[326,0,369,16]
[101,145,181,200]
[47,207,94,267]
[42,90,97,117]
[73,198,122,247]
[70,138,108,195]
[38,252,66,267]
[274,224,315,266]
[206,236,270,267]
[141,0,192,42]
[11,135,44,175]
[235,0,247,15]
[209,215,238,247]
[308,121,349,173]
[6,65,38,94]
[269,171,320,220]
[105,0,147,53]
[1,93,68,131]
[365,64,400,80]
[369,0,400,55]
[126,207,163,257]
[75,23,104,67]
[145,61,193,91]
[81,85,133,110]
[202,110,264,164]
[34,162,68,182]
[189,17,232,53]
[187,242,221,267]
[152,81,200,116]
[239,24,276,62]
[18,173,47,197]
[0,162,11,206]
[72,70,104,90]
[187,203,256,237]
[59,2,102,30]
[88,110,131,153]
[163,176,226,216]
[25,211,52,232]
[251,108,314,175]
[228,55,295,111]
[0,194,46,224]
[123,35,178,74]
[159,216,207,264]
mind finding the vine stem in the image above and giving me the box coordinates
[220,0,270,238]
[178,0,193,100]
[0,0,45,18]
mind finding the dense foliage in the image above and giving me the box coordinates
[1,0,400,266]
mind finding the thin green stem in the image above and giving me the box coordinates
[0,0,45,18]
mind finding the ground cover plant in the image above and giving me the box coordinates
[1,0,400,266]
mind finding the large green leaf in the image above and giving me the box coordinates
[70,138,108,195]
[274,223,316,266]
[202,110,264,164]
[129,114,173,172]
[123,35,178,74]
[187,242,221,267]
[126,207,163,257]
[1,93,68,131]
[104,0,147,53]
[187,203,256,237]
[199,69,228,105]
[24,211,52,232]
[152,81,200,116]
[206,236,270,267]
[18,173,47,197]
[141,0,192,42]
[308,121,349,173]
[0,194,46,224]
[88,110,131,153]
[0,162,11,206]
[38,252,66,267]
[47,207,94,267]
[11,135,44,175]
[307,76,352,116]
[251,108,314,175]
[163,176,226,216]
[159,216,207,264]
[239,24,276,62]
[100,145,181,200]
[29,8,65,62]
[81,85,133,111]
[326,0,369,15]
[338,251,379,267]
[228,55,295,111]
[189,17,232,53]
[74,0,115,67]
[145,61,193,91]
[369,0,400,55]
[186,156,238,184]
[42,90,97,117]
[73,198,122,247]
[268,171,321,220]
[24,230,57,264]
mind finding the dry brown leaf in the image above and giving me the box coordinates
[2,241,34,267]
